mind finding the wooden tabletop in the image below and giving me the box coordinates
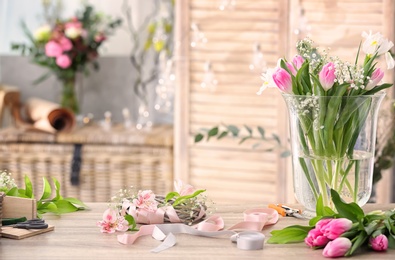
[1,203,395,259]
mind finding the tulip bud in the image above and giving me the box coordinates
[272,67,292,93]
[322,218,353,240]
[292,55,304,70]
[322,237,352,258]
[366,68,384,91]
[319,62,336,91]
[305,228,330,248]
[369,234,388,251]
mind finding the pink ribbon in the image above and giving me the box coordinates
[117,208,279,251]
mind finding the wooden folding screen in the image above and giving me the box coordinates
[175,0,394,204]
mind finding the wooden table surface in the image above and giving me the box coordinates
[1,203,395,259]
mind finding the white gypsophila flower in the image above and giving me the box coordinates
[362,31,394,56]
[0,171,17,192]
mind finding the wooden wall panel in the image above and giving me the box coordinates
[175,0,395,204]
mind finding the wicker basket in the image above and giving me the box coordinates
[0,125,173,202]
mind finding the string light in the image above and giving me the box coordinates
[218,0,237,11]
[190,23,207,48]
[200,61,218,92]
[154,53,175,113]
[249,42,267,73]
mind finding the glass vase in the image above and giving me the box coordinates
[282,92,385,216]
[60,73,83,114]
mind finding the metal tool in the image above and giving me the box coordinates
[13,218,48,229]
[268,204,306,219]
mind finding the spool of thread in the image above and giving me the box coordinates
[230,231,265,250]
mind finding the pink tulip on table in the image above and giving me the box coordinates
[305,228,330,248]
[369,234,388,251]
[322,237,352,258]
[321,218,353,240]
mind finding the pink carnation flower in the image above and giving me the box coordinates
[56,54,72,69]
[58,36,73,51]
[45,41,63,57]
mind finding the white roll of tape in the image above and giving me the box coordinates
[230,231,265,250]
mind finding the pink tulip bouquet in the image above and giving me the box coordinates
[258,32,394,213]
[268,189,395,258]
[12,4,121,113]
[97,180,208,233]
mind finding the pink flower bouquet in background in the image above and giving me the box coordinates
[98,180,209,233]
[12,4,121,113]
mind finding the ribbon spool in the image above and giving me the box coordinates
[230,231,265,250]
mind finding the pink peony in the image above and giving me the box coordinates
[322,237,352,258]
[366,68,384,90]
[305,228,330,248]
[369,234,388,251]
[272,67,292,93]
[58,36,73,51]
[56,54,72,69]
[45,41,63,57]
[322,218,353,240]
[96,208,129,233]
[133,190,158,212]
[319,62,336,91]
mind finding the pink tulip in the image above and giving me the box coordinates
[315,218,332,232]
[369,234,388,251]
[56,54,72,69]
[366,68,384,90]
[322,237,352,258]
[58,36,73,51]
[286,62,297,76]
[319,62,336,91]
[305,228,330,248]
[272,67,292,93]
[322,218,353,240]
[45,41,63,57]
[292,55,304,70]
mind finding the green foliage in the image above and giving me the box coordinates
[194,124,290,157]
[5,175,88,216]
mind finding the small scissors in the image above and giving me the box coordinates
[13,219,48,229]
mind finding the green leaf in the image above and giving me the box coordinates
[217,131,228,140]
[239,136,251,144]
[53,200,79,214]
[165,191,179,202]
[207,127,219,141]
[226,125,239,136]
[345,231,368,256]
[316,194,324,216]
[388,233,395,249]
[280,151,291,157]
[244,125,252,135]
[125,214,138,231]
[172,189,206,207]
[63,197,89,209]
[37,202,58,215]
[194,133,204,143]
[267,225,313,244]
[24,175,34,199]
[53,177,63,201]
[272,133,281,145]
[39,177,52,201]
[32,71,52,85]
[6,187,19,196]
[331,189,364,222]
[257,126,265,139]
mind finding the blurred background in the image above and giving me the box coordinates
[0,0,394,204]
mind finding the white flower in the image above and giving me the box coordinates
[33,25,51,42]
[65,27,82,39]
[257,68,276,94]
[385,52,395,69]
[362,31,394,56]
